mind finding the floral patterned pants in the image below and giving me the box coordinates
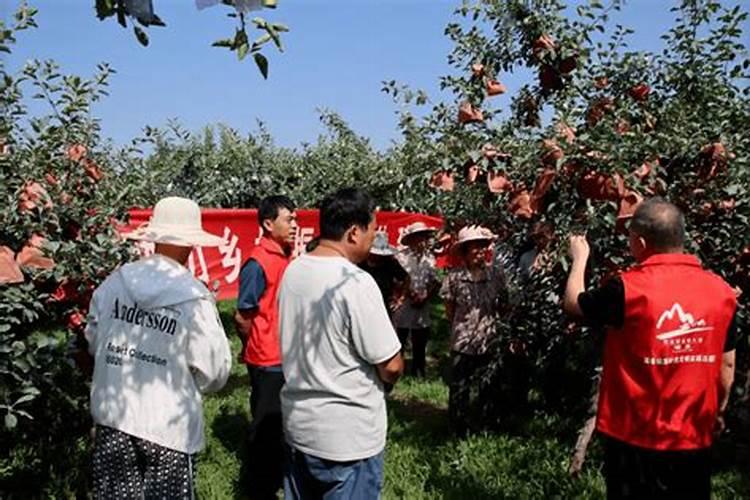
[92,425,196,499]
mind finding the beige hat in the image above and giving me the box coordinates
[369,231,398,256]
[454,225,496,248]
[124,197,226,247]
[400,221,438,244]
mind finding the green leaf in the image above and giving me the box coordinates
[237,41,249,61]
[149,14,166,28]
[133,26,149,47]
[117,6,127,28]
[252,33,272,51]
[14,409,32,420]
[265,26,283,52]
[234,28,248,50]
[254,53,269,79]
[14,358,30,373]
[14,394,36,406]
[212,38,234,48]
[95,0,116,19]
[4,412,17,429]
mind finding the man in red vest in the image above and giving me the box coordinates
[234,195,297,500]
[563,197,737,499]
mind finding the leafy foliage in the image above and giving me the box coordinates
[94,0,287,77]
[1,0,748,496]
[384,0,749,437]
[0,5,139,494]
[121,110,406,211]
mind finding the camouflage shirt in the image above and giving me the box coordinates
[392,250,439,329]
[440,266,508,355]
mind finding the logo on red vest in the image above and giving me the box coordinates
[655,303,713,353]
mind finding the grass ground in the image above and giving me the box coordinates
[197,301,747,499]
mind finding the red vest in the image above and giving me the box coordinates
[241,237,290,366]
[597,254,736,450]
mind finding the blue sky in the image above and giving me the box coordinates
[1,0,730,150]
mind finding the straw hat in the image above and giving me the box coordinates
[400,222,438,245]
[369,231,398,256]
[124,197,226,247]
[453,225,496,250]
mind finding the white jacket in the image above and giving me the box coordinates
[85,254,231,454]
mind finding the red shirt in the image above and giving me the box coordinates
[596,254,736,450]
[240,237,290,366]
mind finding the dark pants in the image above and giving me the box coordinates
[396,327,429,377]
[284,446,384,500]
[603,436,711,499]
[448,352,491,435]
[247,364,285,500]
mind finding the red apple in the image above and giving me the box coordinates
[628,83,650,101]
[458,102,484,124]
[486,79,507,96]
[532,34,556,60]
[558,55,577,74]
[66,144,88,163]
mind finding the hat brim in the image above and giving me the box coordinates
[401,227,437,242]
[125,226,226,247]
[451,235,494,253]
[370,246,398,256]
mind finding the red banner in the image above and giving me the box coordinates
[126,209,443,300]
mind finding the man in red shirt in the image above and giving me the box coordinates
[563,198,737,499]
[234,195,297,500]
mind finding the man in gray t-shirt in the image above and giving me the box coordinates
[278,188,403,499]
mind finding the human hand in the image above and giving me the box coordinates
[568,235,590,263]
[714,413,726,437]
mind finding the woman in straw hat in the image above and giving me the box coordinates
[83,196,232,499]
[393,222,440,378]
[440,225,508,435]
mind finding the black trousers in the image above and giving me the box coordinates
[397,327,430,377]
[603,436,711,500]
[448,352,491,436]
[246,365,285,500]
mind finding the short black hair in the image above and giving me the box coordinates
[258,195,295,228]
[630,197,685,251]
[319,188,375,241]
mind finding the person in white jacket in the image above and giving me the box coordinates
[84,196,232,499]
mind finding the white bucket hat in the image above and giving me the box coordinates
[124,197,226,247]
[453,225,496,250]
[369,231,398,256]
[400,221,438,245]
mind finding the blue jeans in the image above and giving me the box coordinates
[284,446,384,500]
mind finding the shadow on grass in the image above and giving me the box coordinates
[388,395,450,443]
[713,429,750,495]
[387,394,505,498]
[211,410,252,499]
[388,396,521,499]
[426,473,505,500]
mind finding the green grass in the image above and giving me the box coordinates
[198,300,747,499]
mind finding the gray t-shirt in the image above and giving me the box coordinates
[278,254,401,461]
